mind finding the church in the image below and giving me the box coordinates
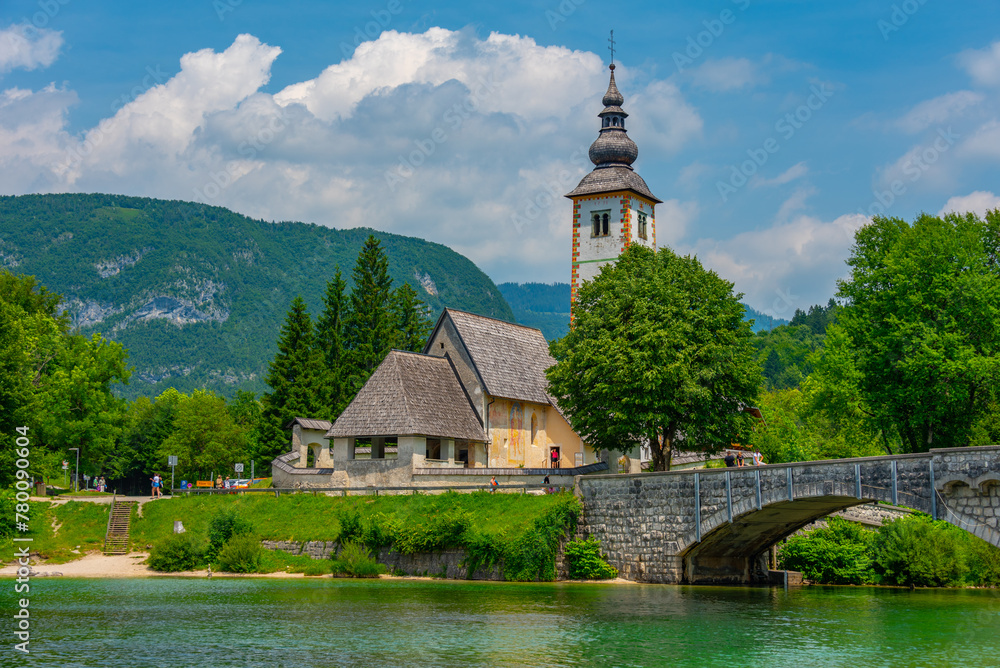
[272,62,658,488]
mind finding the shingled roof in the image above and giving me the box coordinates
[284,417,332,431]
[433,309,556,405]
[326,350,486,441]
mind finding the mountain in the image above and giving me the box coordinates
[499,282,788,340]
[0,193,514,399]
[498,282,571,341]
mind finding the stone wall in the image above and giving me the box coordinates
[260,540,504,580]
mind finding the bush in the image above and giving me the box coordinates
[873,514,965,587]
[207,508,254,561]
[148,533,203,572]
[330,540,385,578]
[564,536,618,580]
[780,517,874,584]
[216,534,264,573]
[302,560,331,576]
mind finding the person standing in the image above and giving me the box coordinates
[490,476,498,493]
[550,448,560,469]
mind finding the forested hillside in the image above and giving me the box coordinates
[0,194,513,398]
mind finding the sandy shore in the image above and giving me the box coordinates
[0,552,312,579]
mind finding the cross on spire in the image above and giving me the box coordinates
[608,29,615,65]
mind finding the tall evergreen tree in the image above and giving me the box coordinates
[315,267,349,415]
[259,296,325,460]
[392,282,432,352]
[343,235,395,396]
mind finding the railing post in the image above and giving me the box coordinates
[854,463,862,499]
[755,469,761,510]
[891,460,898,505]
[694,472,701,543]
[787,467,793,502]
[726,470,733,523]
[929,459,937,520]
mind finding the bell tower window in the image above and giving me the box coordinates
[591,210,611,237]
[637,212,648,240]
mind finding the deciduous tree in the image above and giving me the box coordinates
[837,212,1000,452]
[547,245,761,470]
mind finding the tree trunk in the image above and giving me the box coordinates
[649,434,667,471]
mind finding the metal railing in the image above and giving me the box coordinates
[180,483,568,497]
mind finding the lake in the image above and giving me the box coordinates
[15,578,1000,667]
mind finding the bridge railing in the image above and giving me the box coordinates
[176,483,564,497]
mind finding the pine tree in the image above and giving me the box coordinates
[392,282,432,352]
[343,235,395,397]
[259,296,325,460]
[315,267,349,416]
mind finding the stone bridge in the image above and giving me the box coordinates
[575,446,1000,584]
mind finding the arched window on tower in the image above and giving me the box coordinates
[612,117,619,127]
[602,213,609,236]
[592,214,601,236]
[603,117,610,128]
[591,210,611,238]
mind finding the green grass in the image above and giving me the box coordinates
[20,501,111,563]
[133,491,572,545]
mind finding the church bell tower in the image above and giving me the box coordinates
[565,62,661,309]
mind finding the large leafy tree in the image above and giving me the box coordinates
[160,390,248,481]
[547,244,761,470]
[259,296,325,460]
[0,271,130,486]
[837,212,1000,452]
[343,235,395,395]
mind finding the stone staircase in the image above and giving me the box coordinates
[103,499,136,555]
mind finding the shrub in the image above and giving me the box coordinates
[873,514,965,587]
[216,534,264,573]
[780,517,875,584]
[302,560,331,576]
[207,508,254,561]
[564,537,618,580]
[148,533,203,572]
[330,540,385,578]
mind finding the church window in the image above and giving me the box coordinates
[591,210,610,237]
[612,117,619,127]
[637,212,648,240]
[531,413,538,444]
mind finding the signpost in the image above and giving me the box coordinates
[250,460,254,486]
[168,455,178,493]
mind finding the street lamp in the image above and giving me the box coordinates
[68,448,80,493]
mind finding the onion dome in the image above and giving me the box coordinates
[567,63,660,203]
[588,64,638,169]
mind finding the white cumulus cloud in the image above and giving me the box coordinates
[0,24,63,74]
[685,213,868,317]
[938,190,1000,218]
[958,41,1000,88]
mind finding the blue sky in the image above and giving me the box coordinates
[3,0,1000,317]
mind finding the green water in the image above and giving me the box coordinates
[11,578,1000,667]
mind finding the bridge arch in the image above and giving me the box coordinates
[576,446,1000,584]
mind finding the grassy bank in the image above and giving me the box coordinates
[135,491,580,581]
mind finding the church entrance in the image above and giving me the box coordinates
[550,447,560,469]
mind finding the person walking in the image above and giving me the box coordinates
[150,473,161,499]
[490,476,498,493]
